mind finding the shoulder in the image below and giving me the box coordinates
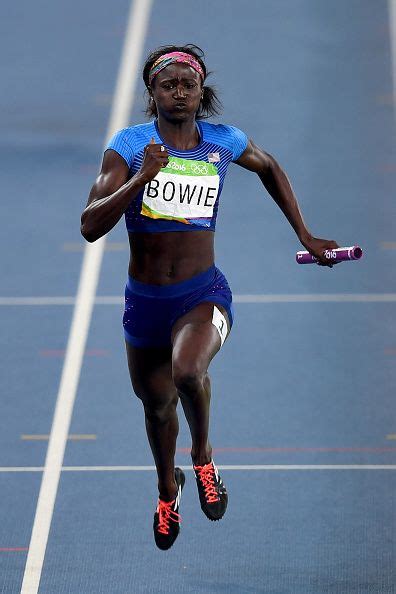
[109,122,155,147]
[106,122,155,166]
[199,121,248,161]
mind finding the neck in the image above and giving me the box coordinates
[157,114,200,150]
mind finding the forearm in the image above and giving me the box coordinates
[259,159,311,242]
[81,173,146,242]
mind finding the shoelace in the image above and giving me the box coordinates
[194,462,219,503]
[156,499,182,535]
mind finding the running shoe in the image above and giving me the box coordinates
[193,460,228,521]
[153,467,185,550]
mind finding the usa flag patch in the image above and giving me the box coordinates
[207,152,220,163]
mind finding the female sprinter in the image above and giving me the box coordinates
[81,44,339,550]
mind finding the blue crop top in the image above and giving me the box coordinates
[106,120,248,233]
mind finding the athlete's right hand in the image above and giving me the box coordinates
[138,137,169,183]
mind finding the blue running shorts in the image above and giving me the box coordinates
[123,265,233,348]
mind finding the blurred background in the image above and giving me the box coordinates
[1,1,395,592]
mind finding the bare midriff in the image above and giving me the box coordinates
[128,229,215,285]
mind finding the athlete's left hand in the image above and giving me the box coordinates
[300,236,340,267]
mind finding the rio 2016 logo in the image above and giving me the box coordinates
[168,161,186,172]
[191,163,209,175]
[325,250,337,259]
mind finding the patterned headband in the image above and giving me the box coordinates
[148,51,205,85]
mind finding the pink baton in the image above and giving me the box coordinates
[296,245,363,264]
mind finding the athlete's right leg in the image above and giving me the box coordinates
[125,341,179,501]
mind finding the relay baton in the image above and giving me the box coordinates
[296,245,363,264]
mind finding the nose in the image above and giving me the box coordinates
[173,83,187,99]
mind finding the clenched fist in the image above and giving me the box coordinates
[301,236,340,267]
[137,137,169,184]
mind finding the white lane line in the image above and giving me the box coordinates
[20,1,153,593]
[0,468,45,472]
[2,293,396,306]
[61,465,396,471]
[0,297,76,305]
[389,0,396,111]
[2,465,396,472]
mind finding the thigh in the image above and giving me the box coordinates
[125,341,176,405]
[171,302,231,375]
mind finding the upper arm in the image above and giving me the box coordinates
[86,149,130,207]
[234,139,274,175]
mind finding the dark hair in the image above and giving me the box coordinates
[142,44,222,119]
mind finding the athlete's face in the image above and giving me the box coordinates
[150,62,203,121]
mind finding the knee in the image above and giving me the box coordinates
[131,377,178,424]
[173,365,206,395]
[143,396,178,425]
[131,376,160,403]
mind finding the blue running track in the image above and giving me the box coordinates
[1,1,395,592]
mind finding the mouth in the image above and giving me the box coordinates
[173,102,187,109]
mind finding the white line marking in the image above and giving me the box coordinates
[20,1,153,592]
[61,465,396,471]
[389,0,396,112]
[2,293,396,306]
[0,468,45,472]
[1,465,395,473]
[0,297,76,305]
[62,239,396,253]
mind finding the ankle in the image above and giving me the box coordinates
[158,480,178,502]
[191,446,212,467]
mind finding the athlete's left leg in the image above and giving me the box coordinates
[171,302,230,466]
